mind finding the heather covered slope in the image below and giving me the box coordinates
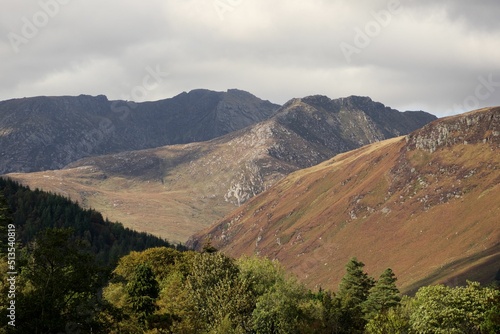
[188,107,500,292]
[5,95,435,242]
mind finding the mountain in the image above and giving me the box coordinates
[0,89,279,174]
[5,95,436,243]
[188,107,500,293]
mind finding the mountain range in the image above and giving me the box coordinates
[0,89,279,174]
[3,91,435,242]
[188,107,500,293]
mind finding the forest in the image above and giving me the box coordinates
[0,178,183,267]
[0,178,499,333]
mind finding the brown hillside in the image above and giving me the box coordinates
[6,96,434,243]
[188,107,500,293]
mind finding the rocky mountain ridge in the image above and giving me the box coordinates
[406,106,500,152]
[0,89,279,174]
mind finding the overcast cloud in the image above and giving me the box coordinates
[1,0,499,117]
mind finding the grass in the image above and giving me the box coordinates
[194,129,500,293]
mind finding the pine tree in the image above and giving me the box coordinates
[126,263,160,324]
[0,193,12,253]
[363,268,400,320]
[337,257,375,332]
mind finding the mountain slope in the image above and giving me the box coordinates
[188,107,500,292]
[5,95,436,242]
[0,89,279,174]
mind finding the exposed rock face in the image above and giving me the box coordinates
[265,95,436,169]
[0,89,279,174]
[210,95,436,206]
[406,106,500,152]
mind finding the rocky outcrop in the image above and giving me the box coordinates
[406,107,500,152]
[267,95,436,168]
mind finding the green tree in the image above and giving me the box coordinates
[186,252,253,333]
[410,281,500,333]
[316,289,343,333]
[252,278,309,334]
[481,292,500,333]
[126,263,160,325]
[365,296,412,334]
[336,257,375,333]
[0,193,12,253]
[363,268,400,320]
[238,256,286,298]
[14,228,104,333]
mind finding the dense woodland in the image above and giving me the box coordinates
[0,178,499,333]
[0,178,183,266]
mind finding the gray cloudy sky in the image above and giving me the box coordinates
[1,0,499,117]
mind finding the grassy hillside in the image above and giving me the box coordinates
[189,107,500,293]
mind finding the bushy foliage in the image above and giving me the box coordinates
[410,281,500,333]
[131,252,500,333]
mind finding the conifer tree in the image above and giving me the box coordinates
[15,228,103,333]
[126,263,160,325]
[0,193,12,253]
[337,257,375,332]
[363,268,400,320]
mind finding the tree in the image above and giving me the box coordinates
[481,292,500,333]
[252,278,309,334]
[185,252,253,333]
[410,281,500,333]
[126,263,160,325]
[0,193,12,253]
[365,296,412,334]
[14,228,105,333]
[336,257,375,332]
[238,256,286,298]
[363,268,400,320]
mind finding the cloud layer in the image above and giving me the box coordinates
[1,0,499,116]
